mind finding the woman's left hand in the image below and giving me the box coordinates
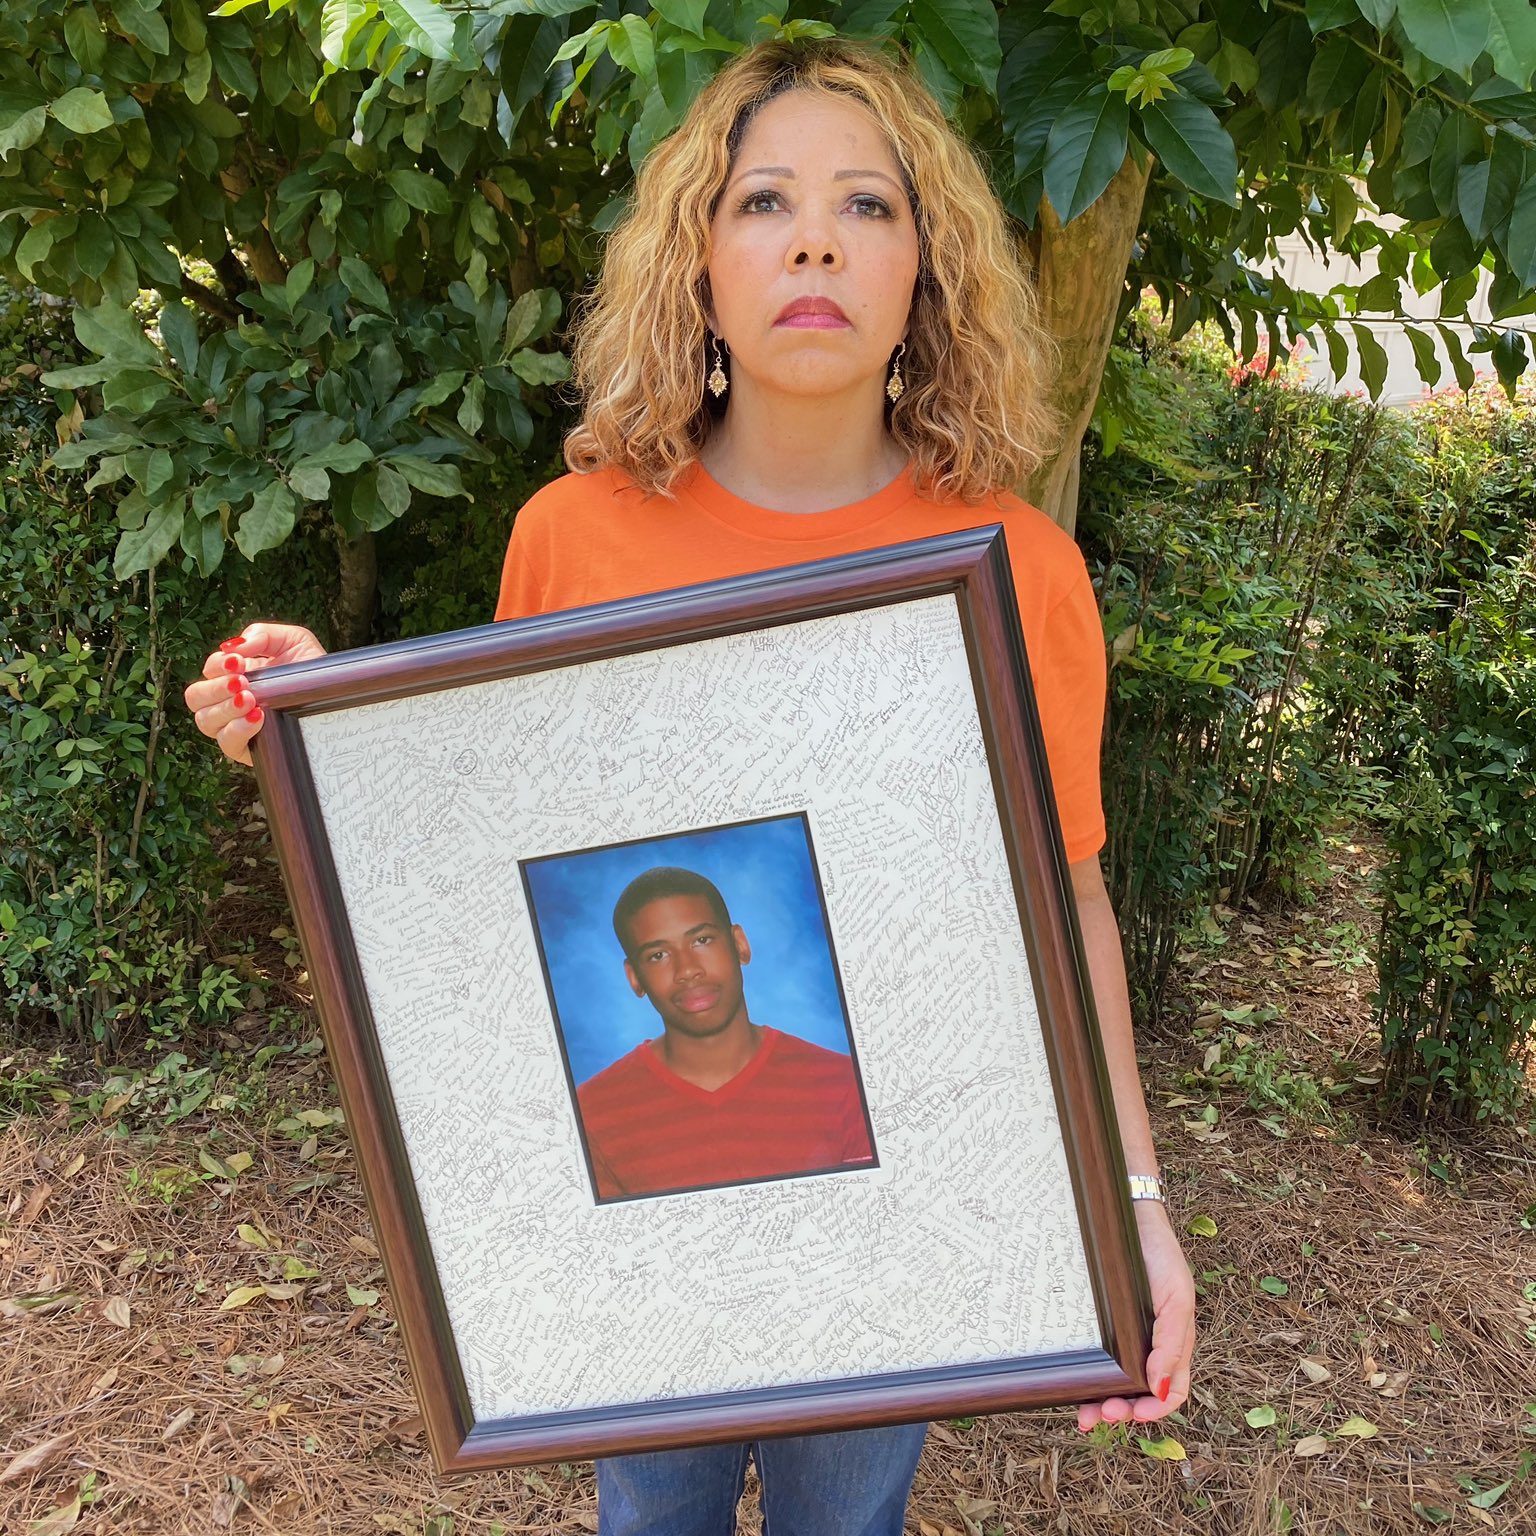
[1077,1200,1196,1431]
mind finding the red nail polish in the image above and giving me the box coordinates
[226,676,244,694]
[223,655,243,672]
[245,707,263,724]
[1156,1377,1170,1402]
[236,692,251,710]
[219,637,245,651]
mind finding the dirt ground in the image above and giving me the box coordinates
[3,822,1533,1536]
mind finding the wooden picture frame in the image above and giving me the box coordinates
[249,524,1153,1475]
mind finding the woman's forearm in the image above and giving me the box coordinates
[1068,856,1162,1183]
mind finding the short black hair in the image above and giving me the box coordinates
[612,866,732,957]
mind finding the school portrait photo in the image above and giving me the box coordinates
[520,813,878,1203]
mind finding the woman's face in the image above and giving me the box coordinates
[705,88,920,403]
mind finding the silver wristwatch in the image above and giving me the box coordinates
[1128,1173,1166,1204]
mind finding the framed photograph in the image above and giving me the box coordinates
[249,524,1153,1475]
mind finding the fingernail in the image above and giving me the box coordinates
[219,637,245,651]
[1156,1377,1171,1402]
[245,707,263,724]
[236,691,251,709]
[223,655,243,672]
[226,676,245,694]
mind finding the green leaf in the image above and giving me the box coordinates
[379,0,457,59]
[157,300,200,375]
[509,348,570,386]
[0,104,47,159]
[143,447,174,496]
[909,0,1003,94]
[287,257,317,307]
[1305,0,1360,31]
[116,0,171,50]
[48,87,114,134]
[184,46,212,104]
[301,439,376,474]
[346,1284,381,1306]
[181,513,224,576]
[457,373,484,435]
[1304,37,1369,117]
[235,480,299,559]
[1258,1274,1290,1296]
[375,462,411,517]
[15,220,56,281]
[1429,112,1483,218]
[1395,0,1491,77]
[1043,87,1130,224]
[1486,0,1536,90]
[338,255,392,313]
[387,167,451,214]
[1187,1213,1219,1237]
[1503,175,1536,289]
[1352,322,1389,398]
[385,456,470,499]
[40,362,111,389]
[414,369,466,407]
[75,213,114,279]
[1137,1435,1186,1460]
[1468,1479,1511,1511]
[74,303,159,366]
[503,288,553,352]
[653,0,706,36]
[102,367,173,413]
[1457,159,1494,241]
[1245,1403,1277,1427]
[1405,325,1443,388]
[1139,96,1238,205]
[289,462,332,501]
[321,0,371,65]
[606,14,655,80]
[65,7,109,71]
[1335,1414,1378,1438]
[1437,322,1476,389]
[1491,327,1528,394]
[114,495,185,578]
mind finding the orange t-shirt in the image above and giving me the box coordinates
[493,460,1107,864]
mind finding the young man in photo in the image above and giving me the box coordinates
[575,864,875,1199]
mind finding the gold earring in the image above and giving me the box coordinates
[886,341,907,403]
[707,334,728,398]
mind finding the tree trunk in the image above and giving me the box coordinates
[332,530,377,651]
[1017,151,1153,537]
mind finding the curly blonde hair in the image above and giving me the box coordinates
[561,35,1061,505]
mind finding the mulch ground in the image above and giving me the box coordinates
[2,820,1533,1536]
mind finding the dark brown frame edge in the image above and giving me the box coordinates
[249,525,1153,1475]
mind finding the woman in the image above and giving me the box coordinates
[185,35,1195,1536]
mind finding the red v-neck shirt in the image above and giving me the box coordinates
[574,1025,875,1200]
[494,460,1107,865]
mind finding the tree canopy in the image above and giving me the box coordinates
[3,0,1534,582]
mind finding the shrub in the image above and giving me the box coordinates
[1372,533,1536,1122]
[0,284,323,1053]
[1080,306,1391,1023]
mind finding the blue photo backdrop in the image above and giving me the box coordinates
[521,814,853,1086]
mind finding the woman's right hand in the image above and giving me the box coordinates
[183,622,328,767]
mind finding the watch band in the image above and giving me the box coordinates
[1128,1173,1166,1203]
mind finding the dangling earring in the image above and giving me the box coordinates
[886,341,907,403]
[707,333,729,398]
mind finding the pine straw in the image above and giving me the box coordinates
[3,825,1533,1536]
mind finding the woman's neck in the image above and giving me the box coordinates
[699,384,908,513]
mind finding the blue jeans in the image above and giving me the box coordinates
[596,1422,929,1536]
